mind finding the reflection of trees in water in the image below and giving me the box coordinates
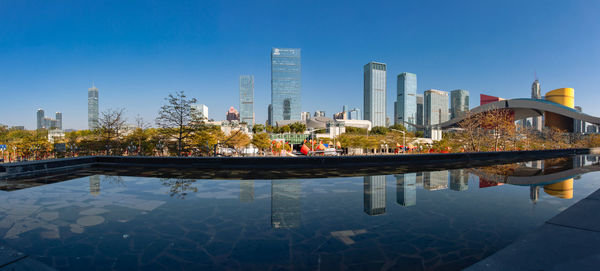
[101,175,125,186]
[160,178,198,199]
[475,163,519,176]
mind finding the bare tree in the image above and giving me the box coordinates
[98,108,127,154]
[155,91,201,156]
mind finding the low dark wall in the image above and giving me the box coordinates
[0,148,593,181]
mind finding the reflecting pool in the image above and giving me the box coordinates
[1,155,600,270]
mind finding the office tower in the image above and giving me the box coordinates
[532,79,543,131]
[55,112,62,130]
[574,106,584,134]
[36,109,44,129]
[449,169,469,191]
[268,104,272,126]
[395,73,417,131]
[314,111,326,118]
[396,173,416,206]
[88,84,99,130]
[416,94,424,126]
[349,108,361,120]
[423,170,448,191]
[301,112,311,121]
[226,107,240,121]
[364,62,387,127]
[239,75,255,126]
[364,176,386,216]
[271,180,301,228]
[240,180,254,203]
[424,89,449,126]
[271,48,301,125]
[450,89,469,119]
[191,104,209,120]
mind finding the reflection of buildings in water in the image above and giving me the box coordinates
[416,172,423,187]
[543,178,573,199]
[395,173,416,206]
[364,176,386,216]
[586,155,599,164]
[530,186,540,203]
[529,160,543,169]
[573,155,585,168]
[449,169,469,191]
[271,180,301,228]
[240,180,254,203]
[89,175,100,196]
[423,171,448,191]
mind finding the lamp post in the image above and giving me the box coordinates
[390,129,406,154]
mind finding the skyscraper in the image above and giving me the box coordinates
[424,89,449,126]
[55,112,62,130]
[239,75,255,126]
[450,89,469,119]
[349,108,361,120]
[271,48,301,125]
[574,106,585,134]
[532,79,542,131]
[423,170,448,191]
[416,94,424,126]
[226,107,240,121]
[395,73,417,131]
[364,176,386,216]
[191,104,208,120]
[88,84,99,130]
[449,169,469,191]
[37,109,44,130]
[364,62,387,127]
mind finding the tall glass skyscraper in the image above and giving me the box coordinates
[37,109,44,130]
[271,48,301,125]
[364,62,387,127]
[239,75,254,126]
[416,94,424,126]
[424,89,449,125]
[395,72,417,130]
[88,84,99,130]
[450,89,469,119]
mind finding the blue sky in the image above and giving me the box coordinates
[1,0,599,130]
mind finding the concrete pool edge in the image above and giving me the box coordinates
[1,148,598,181]
[466,187,600,270]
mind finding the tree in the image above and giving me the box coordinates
[156,91,201,156]
[224,131,251,155]
[371,126,389,135]
[252,124,265,134]
[251,133,271,154]
[190,124,224,156]
[389,124,407,132]
[265,125,274,133]
[280,125,291,133]
[98,108,127,154]
[289,122,307,133]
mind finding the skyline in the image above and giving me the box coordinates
[1,0,599,130]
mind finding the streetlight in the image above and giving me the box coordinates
[390,129,406,154]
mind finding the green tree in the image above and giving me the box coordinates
[156,91,201,156]
[371,126,389,135]
[251,133,271,154]
[252,124,265,134]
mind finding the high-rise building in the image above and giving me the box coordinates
[268,104,273,126]
[314,111,326,117]
[396,173,416,206]
[36,109,44,130]
[55,112,62,130]
[424,89,449,126]
[416,94,424,126]
[271,48,301,125]
[88,84,99,130]
[532,79,543,131]
[191,104,208,120]
[364,175,386,216]
[226,107,240,121]
[364,62,387,127]
[349,108,361,120]
[450,89,469,119]
[423,170,448,191]
[239,75,255,126]
[449,169,469,191]
[395,73,417,131]
[301,112,311,121]
[271,180,301,228]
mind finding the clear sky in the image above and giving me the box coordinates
[1,0,599,130]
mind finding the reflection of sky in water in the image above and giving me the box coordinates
[0,156,599,270]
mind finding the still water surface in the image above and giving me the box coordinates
[1,155,600,270]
